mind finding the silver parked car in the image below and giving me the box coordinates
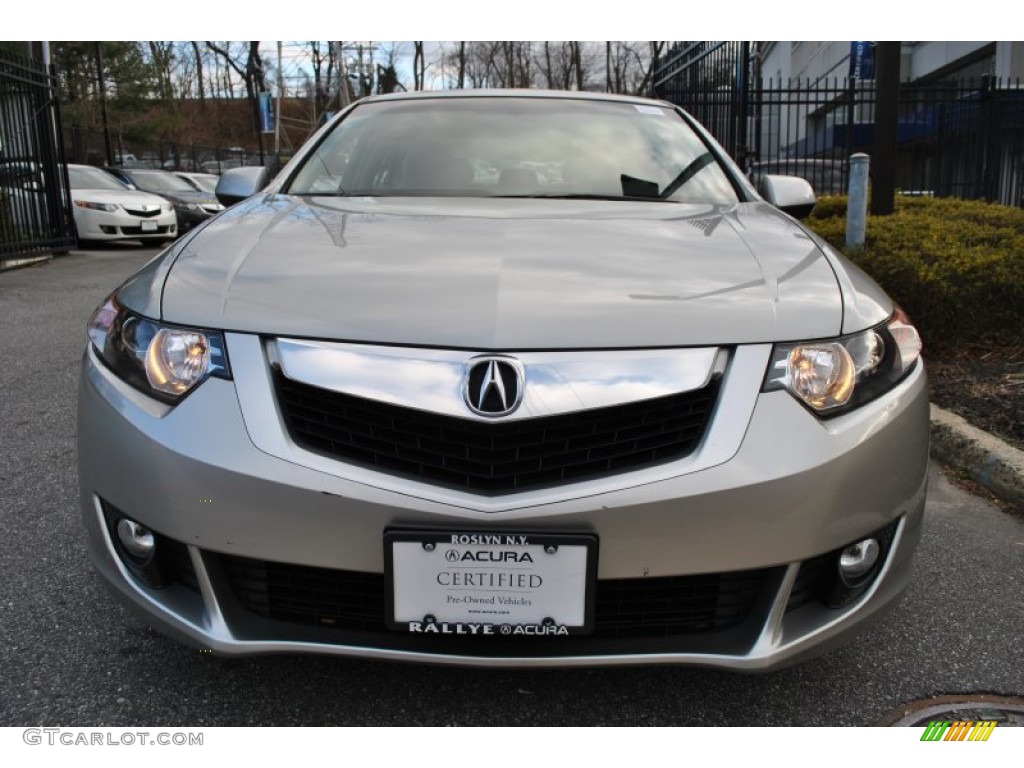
[79,91,928,669]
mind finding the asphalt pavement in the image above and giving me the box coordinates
[0,245,1021,726]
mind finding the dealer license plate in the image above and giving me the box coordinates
[386,530,597,636]
[141,221,157,232]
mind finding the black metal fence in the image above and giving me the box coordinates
[0,50,75,260]
[653,42,756,165]
[654,43,1024,207]
[66,126,288,175]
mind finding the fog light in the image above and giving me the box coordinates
[116,518,155,561]
[838,538,880,585]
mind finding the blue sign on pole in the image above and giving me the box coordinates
[849,42,876,81]
[258,92,274,133]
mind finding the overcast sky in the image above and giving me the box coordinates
[13,2,1000,51]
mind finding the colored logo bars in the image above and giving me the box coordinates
[920,721,997,742]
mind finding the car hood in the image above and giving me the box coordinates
[142,188,212,205]
[71,188,169,207]
[152,196,847,349]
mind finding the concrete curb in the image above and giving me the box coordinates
[930,403,1024,509]
[0,254,51,272]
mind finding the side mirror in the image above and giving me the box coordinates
[216,166,270,207]
[758,175,816,219]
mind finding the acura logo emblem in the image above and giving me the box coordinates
[464,357,524,417]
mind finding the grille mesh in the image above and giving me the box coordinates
[275,372,719,494]
[221,555,772,639]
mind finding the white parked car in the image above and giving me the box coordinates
[68,164,177,245]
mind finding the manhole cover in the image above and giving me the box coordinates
[877,694,1024,727]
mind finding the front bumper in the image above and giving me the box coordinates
[74,207,177,241]
[78,339,930,669]
[174,205,218,231]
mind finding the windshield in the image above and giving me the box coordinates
[68,166,128,191]
[186,174,219,193]
[126,170,196,193]
[287,97,739,204]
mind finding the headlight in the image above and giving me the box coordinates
[74,200,119,212]
[86,295,230,403]
[162,203,174,213]
[179,203,201,211]
[763,308,921,416]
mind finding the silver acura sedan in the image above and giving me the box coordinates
[78,91,928,669]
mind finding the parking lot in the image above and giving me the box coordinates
[1,245,1022,726]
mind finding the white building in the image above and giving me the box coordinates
[759,42,1024,84]
[752,42,1024,204]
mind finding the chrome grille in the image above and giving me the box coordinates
[275,371,720,494]
[122,206,162,218]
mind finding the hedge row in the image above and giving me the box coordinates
[804,196,1024,349]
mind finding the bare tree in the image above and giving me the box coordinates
[606,41,613,92]
[307,41,338,119]
[413,42,425,91]
[536,42,584,90]
[205,41,269,148]
[205,41,267,100]
[373,41,404,93]
[571,41,584,90]
[190,42,206,110]
[603,41,666,95]
[514,42,533,88]
[635,42,666,96]
[452,42,534,89]
[147,41,175,102]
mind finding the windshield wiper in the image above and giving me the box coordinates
[490,193,673,202]
[659,152,714,199]
[290,190,348,197]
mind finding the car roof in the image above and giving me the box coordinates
[359,89,674,109]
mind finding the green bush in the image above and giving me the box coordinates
[804,196,1024,349]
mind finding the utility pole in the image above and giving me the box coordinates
[94,43,113,167]
[871,41,901,215]
[275,40,283,155]
[336,42,350,109]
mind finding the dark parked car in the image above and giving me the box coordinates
[106,168,224,232]
[174,172,220,194]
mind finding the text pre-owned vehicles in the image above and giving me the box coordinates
[106,167,224,232]
[67,165,177,245]
[79,91,928,669]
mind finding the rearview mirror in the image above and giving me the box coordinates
[758,175,816,219]
[216,166,270,207]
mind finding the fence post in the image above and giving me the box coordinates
[847,153,870,249]
[871,41,900,215]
